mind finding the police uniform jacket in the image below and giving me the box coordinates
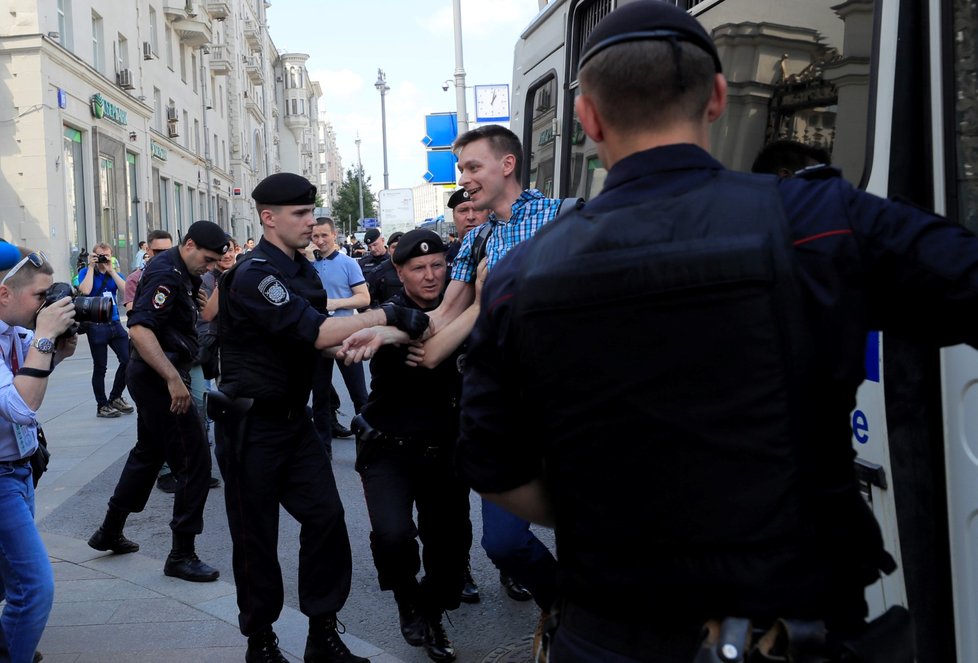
[128,246,201,366]
[359,253,399,308]
[218,238,328,403]
[361,289,463,441]
[457,143,978,626]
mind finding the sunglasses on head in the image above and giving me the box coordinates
[1,252,48,285]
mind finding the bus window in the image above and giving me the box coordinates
[525,76,558,197]
[691,0,876,186]
[952,3,978,234]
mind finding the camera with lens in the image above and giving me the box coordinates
[96,254,110,264]
[42,282,113,337]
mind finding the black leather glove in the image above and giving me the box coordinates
[382,304,429,340]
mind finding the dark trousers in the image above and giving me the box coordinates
[215,411,353,636]
[357,438,471,614]
[86,321,129,407]
[312,356,368,434]
[109,359,211,534]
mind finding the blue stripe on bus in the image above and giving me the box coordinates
[864,332,880,383]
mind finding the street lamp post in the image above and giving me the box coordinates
[452,0,469,134]
[375,69,390,191]
[355,135,365,225]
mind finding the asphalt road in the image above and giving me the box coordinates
[39,361,555,663]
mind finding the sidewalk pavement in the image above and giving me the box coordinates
[31,339,400,662]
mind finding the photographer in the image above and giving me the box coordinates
[77,243,132,418]
[0,247,77,662]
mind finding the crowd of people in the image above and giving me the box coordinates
[6,2,978,661]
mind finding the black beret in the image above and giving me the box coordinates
[185,220,230,254]
[251,172,317,206]
[388,231,405,247]
[392,229,446,265]
[447,188,470,209]
[579,0,721,73]
[363,228,382,246]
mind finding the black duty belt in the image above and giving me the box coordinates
[559,602,705,660]
[249,399,308,422]
[0,456,32,468]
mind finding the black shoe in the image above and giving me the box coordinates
[423,614,456,662]
[156,473,179,493]
[88,527,140,554]
[304,616,368,663]
[209,476,221,489]
[246,627,288,663]
[163,552,220,582]
[33,651,42,663]
[397,601,426,647]
[331,424,353,439]
[460,565,480,604]
[500,573,533,602]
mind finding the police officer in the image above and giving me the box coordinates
[445,188,488,269]
[455,2,978,661]
[214,173,428,663]
[358,228,401,308]
[88,220,227,583]
[352,229,470,663]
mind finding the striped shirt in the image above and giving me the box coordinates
[450,189,562,283]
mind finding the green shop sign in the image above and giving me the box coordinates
[150,141,168,161]
[90,93,128,126]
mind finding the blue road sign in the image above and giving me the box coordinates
[422,113,458,148]
[423,151,458,185]
[362,218,379,228]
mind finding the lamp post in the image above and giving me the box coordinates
[375,69,390,191]
[355,134,365,225]
[452,0,469,134]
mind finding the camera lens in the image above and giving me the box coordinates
[73,296,113,323]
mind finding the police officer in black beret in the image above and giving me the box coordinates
[214,172,429,663]
[454,1,978,661]
[351,229,470,662]
[89,220,228,583]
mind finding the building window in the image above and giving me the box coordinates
[117,34,128,70]
[57,0,74,51]
[159,176,171,232]
[91,11,104,73]
[183,110,190,148]
[179,44,187,82]
[194,119,201,154]
[63,126,87,273]
[174,182,184,236]
[165,26,174,70]
[192,52,198,92]
[148,7,158,54]
[153,87,162,132]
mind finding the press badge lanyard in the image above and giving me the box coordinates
[3,334,35,457]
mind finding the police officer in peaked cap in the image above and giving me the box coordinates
[213,172,430,663]
[89,220,228,584]
[455,1,978,661]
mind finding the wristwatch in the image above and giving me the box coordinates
[32,337,55,354]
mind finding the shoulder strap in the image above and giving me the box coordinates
[470,223,494,266]
[557,196,584,219]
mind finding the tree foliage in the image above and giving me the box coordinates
[332,166,377,230]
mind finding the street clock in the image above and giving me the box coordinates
[474,84,510,122]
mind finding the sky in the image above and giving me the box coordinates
[266,0,544,196]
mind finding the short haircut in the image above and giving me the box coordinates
[93,242,112,254]
[315,217,336,231]
[256,204,279,217]
[751,140,831,176]
[453,124,523,180]
[2,247,53,290]
[147,229,172,243]
[578,40,715,134]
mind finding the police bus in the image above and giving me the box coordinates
[509,0,978,659]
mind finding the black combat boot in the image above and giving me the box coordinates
[163,531,219,582]
[88,506,139,554]
[245,626,288,663]
[460,561,480,604]
[422,612,456,663]
[304,615,368,663]
[396,600,425,646]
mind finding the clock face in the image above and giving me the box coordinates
[475,85,510,121]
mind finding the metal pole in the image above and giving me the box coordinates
[452,0,468,134]
[375,69,390,190]
[355,135,365,224]
[200,47,214,223]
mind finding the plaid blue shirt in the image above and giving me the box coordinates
[450,189,562,283]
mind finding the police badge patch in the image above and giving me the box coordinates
[259,275,289,305]
[152,285,171,309]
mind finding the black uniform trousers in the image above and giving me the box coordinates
[109,358,211,533]
[357,437,470,614]
[215,409,353,636]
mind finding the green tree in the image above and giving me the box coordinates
[332,166,377,230]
